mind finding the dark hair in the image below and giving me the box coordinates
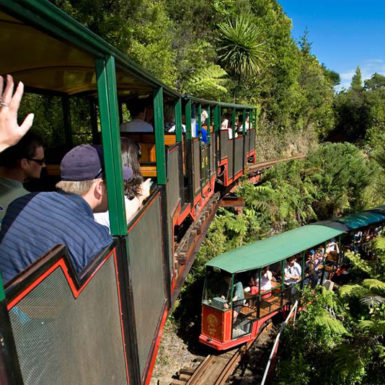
[121,137,143,199]
[0,132,43,168]
[128,98,151,118]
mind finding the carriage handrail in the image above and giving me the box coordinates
[260,300,298,385]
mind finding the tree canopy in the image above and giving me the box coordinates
[51,0,336,142]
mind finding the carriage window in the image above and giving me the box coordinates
[203,269,231,310]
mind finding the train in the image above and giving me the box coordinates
[0,1,260,385]
[199,205,385,350]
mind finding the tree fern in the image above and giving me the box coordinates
[184,64,228,100]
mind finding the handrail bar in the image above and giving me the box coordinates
[260,300,298,385]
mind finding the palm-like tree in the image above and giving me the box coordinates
[216,15,264,98]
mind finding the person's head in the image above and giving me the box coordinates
[0,132,45,180]
[262,265,270,274]
[201,109,208,125]
[288,256,297,265]
[128,98,153,122]
[120,137,143,199]
[164,104,175,124]
[224,275,232,285]
[56,144,133,213]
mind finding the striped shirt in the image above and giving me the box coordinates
[0,192,112,284]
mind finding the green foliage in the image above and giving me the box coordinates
[51,0,336,148]
[182,64,228,100]
[276,242,385,385]
[333,72,385,147]
[217,15,264,79]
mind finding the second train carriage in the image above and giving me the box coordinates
[199,206,385,351]
[0,1,258,384]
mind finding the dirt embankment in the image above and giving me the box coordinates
[150,321,205,385]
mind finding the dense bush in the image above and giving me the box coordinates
[275,237,385,385]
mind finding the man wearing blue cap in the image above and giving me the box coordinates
[0,144,132,284]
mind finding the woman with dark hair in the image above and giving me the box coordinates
[94,137,151,229]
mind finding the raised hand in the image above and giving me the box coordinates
[0,75,34,152]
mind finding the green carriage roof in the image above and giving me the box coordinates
[336,205,385,230]
[206,223,345,274]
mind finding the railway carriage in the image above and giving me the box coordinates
[199,206,385,351]
[0,1,258,384]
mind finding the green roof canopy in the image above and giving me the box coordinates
[206,224,345,274]
[336,206,385,230]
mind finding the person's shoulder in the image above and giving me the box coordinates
[140,120,153,131]
[120,119,153,133]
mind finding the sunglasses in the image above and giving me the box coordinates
[27,157,46,165]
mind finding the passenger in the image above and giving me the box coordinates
[220,117,229,130]
[0,144,132,284]
[94,138,151,229]
[238,115,250,133]
[325,238,339,254]
[304,250,318,288]
[196,109,208,143]
[255,266,273,298]
[353,230,363,253]
[0,132,45,223]
[164,106,186,134]
[246,274,258,295]
[222,276,244,322]
[120,99,153,133]
[0,75,34,152]
[284,256,302,300]
[284,256,302,285]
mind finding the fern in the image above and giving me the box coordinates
[362,279,385,293]
[359,319,385,334]
[339,284,368,299]
[314,308,349,335]
[184,64,228,99]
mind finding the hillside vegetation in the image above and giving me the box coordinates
[48,1,385,382]
[51,0,337,156]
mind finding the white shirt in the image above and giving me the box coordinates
[261,270,272,291]
[120,119,153,133]
[284,262,302,285]
[94,196,141,231]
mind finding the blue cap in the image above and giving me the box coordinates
[61,144,133,181]
[310,249,315,255]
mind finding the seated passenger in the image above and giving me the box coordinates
[0,132,45,223]
[304,250,318,288]
[164,105,186,134]
[94,138,151,229]
[220,118,229,130]
[120,99,153,133]
[238,115,250,133]
[222,276,244,322]
[284,256,302,285]
[257,266,273,298]
[0,75,34,152]
[195,109,208,143]
[0,144,131,284]
[325,238,339,254]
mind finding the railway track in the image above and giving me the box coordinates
[248,154,305,173]
[170,324,273,385]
